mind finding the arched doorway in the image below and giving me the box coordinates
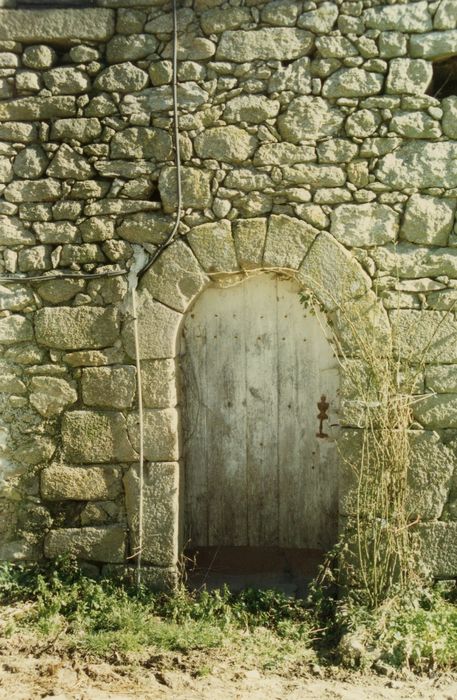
[178,274,340,592]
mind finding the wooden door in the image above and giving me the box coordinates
[179,274,339,557]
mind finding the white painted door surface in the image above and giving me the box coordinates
[179,275,339,552]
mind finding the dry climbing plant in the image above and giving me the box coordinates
[300,288,425,609]
[336,315,418,609]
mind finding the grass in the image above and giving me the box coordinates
[0,558,315,672]
[1,558,457,674]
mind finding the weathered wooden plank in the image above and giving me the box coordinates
[180,315,209,546]
[245,276,279,545]
[277,279,339,548]
[205,290,247,545]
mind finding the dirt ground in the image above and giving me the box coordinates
[1,647,457,700]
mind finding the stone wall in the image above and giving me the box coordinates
[1,0,457,582]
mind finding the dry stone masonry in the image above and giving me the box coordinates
[1,0,457,584]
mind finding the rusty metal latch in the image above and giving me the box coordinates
[316,395,329,438]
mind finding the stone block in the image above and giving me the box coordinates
[35,222,78,244]
[364,2,432,32]
[223,95,280,124]
[379,31,408,58]
[0,371,26,394]
[51,118,102,143]
[377,141,457,189]
[345,110,382,139]
[268,56,311,94]
[298,2,338,33]
[141,239,208,313]
[0,215,35,245]
[296,232,370,311]
[233,218,267,270]
[278,96,343,143]
[442,96,457,139]
[435,0,457,29]
[372,243,457,279]
[36,278,85,304]
[416,523,457,578]
[122,290,182,360]
[63,347,125,368]
[126,409,179,461]
[0,122,37,143]
[163,36,215,61]
[408,431,455,520]
[141,359,176,408]
[414,394,457,429]
[18,245,51,273]
[47,144,93,181]
[106,34,158,63]
[94,62,148,93]
[187,220,238,273]
[216,28,313,61]
[0,315,33,345]
[23,45,56,70]
[124,462,178,566]
[81,366,136,409]
[117,212,173,244]
[35,306,119,350]
[13,146,48,180]
[223,169,272,192]
[264,214,318,270]
[389,111,441,139]
[400,195,455,246]
[0,285,34,312]
[59,243,105,267]
[426,365,457,393]
[410,30,457,59]
[331,203,399,247]
[0,96,75,121]
[0,9,115,43]
[322,69,383,98]
[386,58,433,95]
[158,167,211,213]
[45,526,125,564]
[110,127,172,160]
[200,7,251,34]
[390,309,457,363]
[62,410,137,463]
[283,164,346,188]
[41,464,122,501]
[14,436,56,466]
[254,143,315,166]
[194,126,257,164]
[43,67,90,95]
[121,83,207,118]
[30,376,77,417]
[0,155,12,183]
[4,179,61,203]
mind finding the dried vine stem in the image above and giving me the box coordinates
[299,285,426,608]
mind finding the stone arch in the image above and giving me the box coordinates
[122,215,391,577]
[125,214,391,362]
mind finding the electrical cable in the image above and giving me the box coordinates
[137,0,182,281]
[131,287,145,588]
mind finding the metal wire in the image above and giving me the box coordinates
[0,269,127,283]
[137,0,182,281]
[132,287,145,588]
